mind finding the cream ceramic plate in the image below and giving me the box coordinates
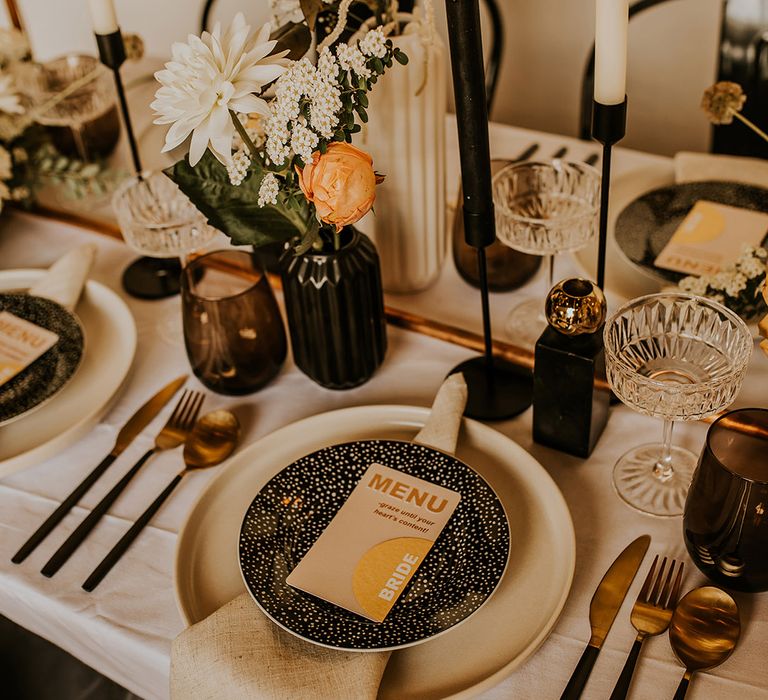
[574,161,675,300]
[0,270,136,476]
[175,405,575,699]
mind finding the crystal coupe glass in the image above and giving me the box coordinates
[113,171,217,264]
[492,160,600,348]
[604,292,753,517]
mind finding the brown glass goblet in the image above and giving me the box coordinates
[181,250,287,395]
[684,408,768,592]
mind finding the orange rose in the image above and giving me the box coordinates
[297,142,384,231]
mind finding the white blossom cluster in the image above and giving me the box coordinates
[265,56,339,166]
[336,42,371,78]
[226,148,251,186]
[264,28,390,169]
[257,172,279,206]
[359,26,388,59]
[678,245,768,319]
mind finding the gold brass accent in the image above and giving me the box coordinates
[587,534,651,648]
[546,278,607,336]
[112,374,188,455]
[182,409,241,473]
[669,586,740,693]
[628,555,684,641]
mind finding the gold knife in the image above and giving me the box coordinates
[11,375,187,564]
[560,534,651,700]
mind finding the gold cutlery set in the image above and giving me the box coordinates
[11,376,240,591]
[562,535,741,700]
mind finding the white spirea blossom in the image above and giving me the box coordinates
[738,253,765,279]
[359,27,387,59]
[679,275,708,296]
[290,120,319,163]
[725,272,748,297]
[266,53,344,165]
[336,43,370,78]
[257,172,279,206]
[317,49,338,80]
[226,148,251,186]
[152,13,289,166]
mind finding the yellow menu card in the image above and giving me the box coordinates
[0,311,59,387]
[654,200,768,276]
[286,463,461,622]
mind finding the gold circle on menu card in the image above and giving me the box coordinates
[353,537,433,621]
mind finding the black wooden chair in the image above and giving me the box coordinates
[199,0,505,113]
[579,0,768,157]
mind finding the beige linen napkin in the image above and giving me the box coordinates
[170,374,468,700]
[674,150,768,189]
[28,243,97,311]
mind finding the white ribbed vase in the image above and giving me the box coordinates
[357,17,447,293]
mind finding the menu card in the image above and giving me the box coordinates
[654,200,768,276]
[0,311,59,387]
[287,464,461,622]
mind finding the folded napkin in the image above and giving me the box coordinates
[170,374,468,700]
[674,151,768,189]
[28,243,97,311]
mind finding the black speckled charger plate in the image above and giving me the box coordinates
[614,180,768,283]
[0,294,84,425]
[238,439,510,651]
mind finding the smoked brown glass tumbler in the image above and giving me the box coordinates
[684,409,768,592]
[181,250,287,395]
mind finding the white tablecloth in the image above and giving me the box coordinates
[1,121,767,700]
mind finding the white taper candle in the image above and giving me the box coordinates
[88,0,119,35]
[594,0,629,105]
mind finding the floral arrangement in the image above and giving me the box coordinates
[0,28,119,210]
[677,246,767,321]
[156,11,407,253]
[699,82,768,352]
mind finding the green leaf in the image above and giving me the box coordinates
[298,0,324,31]
[164,152,308,248]
[394,49,409,65]
[270,21,312,61]
[357,92,369,108]
[293,218,320,255]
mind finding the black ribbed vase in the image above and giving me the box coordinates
[281,228,387,389]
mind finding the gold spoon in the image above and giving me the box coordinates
[668,586,741,699]
[82,409,241,591]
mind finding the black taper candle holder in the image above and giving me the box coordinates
[444,0,532,421]
[591,99,627,291]
[95,30,181,300]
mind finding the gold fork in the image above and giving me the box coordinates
[41,389,205,577]
[609,555,684,700]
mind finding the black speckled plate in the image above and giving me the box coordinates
[0,294,84,426]
[614,181,768,283]
[238,439,510,651]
